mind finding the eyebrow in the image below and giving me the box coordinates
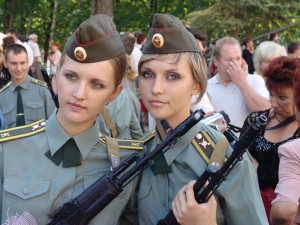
[62,69,109,83]
[141,66,180,73]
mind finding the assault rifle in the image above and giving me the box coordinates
[48,109,205,225]
[40,67,59,108]
[157,114,267,225]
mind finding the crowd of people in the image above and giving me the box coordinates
[0,12,299,225]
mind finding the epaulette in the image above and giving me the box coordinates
[138,130,155,144]
[31,78,48,88]
[99,132,144,150]
[0,120,46,142]
[192,130,228,164]
[0,81,12,93]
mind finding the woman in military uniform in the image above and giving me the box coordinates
[137,14,268,225]
[0,15,140,225]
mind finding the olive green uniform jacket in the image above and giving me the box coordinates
[105,80,143,140]
[0,113,141,225]
[138,122,268,225]
[0,75,55,128]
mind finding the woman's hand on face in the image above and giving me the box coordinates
[172,180,217,225]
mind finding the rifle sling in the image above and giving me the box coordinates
[101,109,118,138]
[105,135,120,169]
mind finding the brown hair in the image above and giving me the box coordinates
[2,36,15,51]
[264,56,299,91]
[138,52,207,102]
[294,59,300,111]
[4,44,27,60]
[59,51,126,88]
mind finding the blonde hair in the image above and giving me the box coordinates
[253,41,285,75]
[138,52,207,102]
[213,37,241,60]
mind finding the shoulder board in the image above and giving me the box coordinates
[0,81,12,93]
[31,78,48,88]
[99,132,144,150]
[0,120,46,142]
[138,130,155,144]
[192,130,228,164]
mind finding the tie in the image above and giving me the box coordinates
[45,138,82,168]
[150,154,172,175]
[16,86,25,126]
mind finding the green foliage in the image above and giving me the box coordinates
[184,0,300,44]
[0,0,299,55]
[113,0,214,33]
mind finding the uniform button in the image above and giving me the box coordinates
[62,193,68,199]
[22,187,29,195]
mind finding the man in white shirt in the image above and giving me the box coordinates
[27,33,43,81]
[5,28,34,68]
[207,37,270,130]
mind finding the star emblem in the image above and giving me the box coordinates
[32,124,40,131]
[200,140,210,149]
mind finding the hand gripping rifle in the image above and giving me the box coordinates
[48,109,205,225]
[157,114,267,225]
[40,67,59,108]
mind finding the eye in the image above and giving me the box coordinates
[279,96,287,101]
[91,81,104,89]
[167,73,179,80]
[141,71,155,78]
[65,73,77,80]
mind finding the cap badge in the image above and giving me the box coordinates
[74,47,87,61]
[152,33,164,48]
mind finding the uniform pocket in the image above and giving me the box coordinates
[4,176,50,200]
[24,102,45,122]
[2,105,15,127]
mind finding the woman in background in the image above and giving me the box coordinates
[241,56,300,223]
[271,67,300,225]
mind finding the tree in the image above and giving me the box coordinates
[92,0,113,16]
[184,0,300,43]
[113,0,214,33]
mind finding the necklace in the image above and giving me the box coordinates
[274,113,283,123]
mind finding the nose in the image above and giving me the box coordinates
[271,98,279,108]
[16,64,22,71]
[151,77,164,95]
[73,81,87,100]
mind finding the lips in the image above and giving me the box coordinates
[149,100,167,107]
[69,102,85,111]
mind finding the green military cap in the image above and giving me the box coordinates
[142,13,200,54]
[65,14,125,63]
[120,34,135,55]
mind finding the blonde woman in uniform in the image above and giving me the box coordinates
[137,13,268,225]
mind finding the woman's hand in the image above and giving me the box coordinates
[172,180,217,225]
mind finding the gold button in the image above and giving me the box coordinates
[152,33,164,48]
[74,47,87,61]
